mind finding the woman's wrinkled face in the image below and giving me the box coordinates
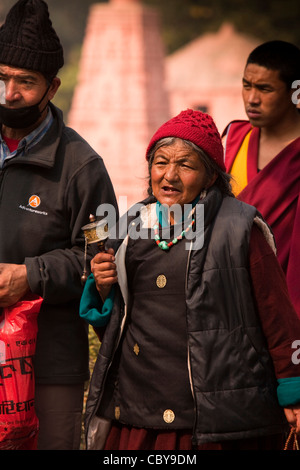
[150,138,215,208]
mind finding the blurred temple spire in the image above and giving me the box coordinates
[68,0,170,210]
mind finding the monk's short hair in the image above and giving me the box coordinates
[246,40,300,89]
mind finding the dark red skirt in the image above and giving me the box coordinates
[104,422,285,450]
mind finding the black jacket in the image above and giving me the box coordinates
[84,188,286,448]
[0,104,118,384]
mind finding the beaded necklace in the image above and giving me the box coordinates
[152,193,204,251]
[153,218,195,251]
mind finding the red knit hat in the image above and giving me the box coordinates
[146,109,225,171]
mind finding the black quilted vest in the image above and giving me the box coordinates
[86,188,287,447]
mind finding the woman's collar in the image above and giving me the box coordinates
[155,193,206,227]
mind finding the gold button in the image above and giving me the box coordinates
[133,343,140,355]
[156,274,167,288]
[115,406,120,420]
[163,409,175,423]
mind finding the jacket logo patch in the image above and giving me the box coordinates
[18,195,48,216]
[28,195,41,208]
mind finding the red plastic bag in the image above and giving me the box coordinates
[0,294,42,450]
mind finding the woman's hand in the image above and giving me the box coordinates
[284,406,300,434]
[91,248,118,302]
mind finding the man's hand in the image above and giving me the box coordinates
[0,263,30,307]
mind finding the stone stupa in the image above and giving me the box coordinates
[68,0,170,211]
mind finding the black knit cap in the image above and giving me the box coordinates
[0,0,64,80]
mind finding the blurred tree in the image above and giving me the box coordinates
[1,0,299,56]
[52,47,81,118]
[0,0,299,115]
[144,0,300,52]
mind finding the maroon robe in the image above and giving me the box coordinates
[224,120,300,319]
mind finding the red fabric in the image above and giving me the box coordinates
[0,294,42,450]
[104,422,284,450]
[224,121,300,318]
[104,424,193,450]
[146,109,225,171]
[2,134,20,152]
[223,120,253,173]
[248,225,300,379]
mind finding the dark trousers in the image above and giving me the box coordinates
[35,383,85,450]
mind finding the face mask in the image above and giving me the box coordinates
[0,86,50,129]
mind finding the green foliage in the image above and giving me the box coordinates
[1,0,299,58]
[81,325,100,449]
[52,47,81,120]
[144,0,300,53]
[1,0,299,116]
[88,324,100,373]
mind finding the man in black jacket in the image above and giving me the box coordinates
[0,0,118,449]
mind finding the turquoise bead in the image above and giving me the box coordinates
[158,240,170,250]
[153,217,194,251]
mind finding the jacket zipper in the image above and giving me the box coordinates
[86,236,130,444]
[185,240,198,441]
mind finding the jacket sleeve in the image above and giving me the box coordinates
[249,224,300,406]
[79,274,115,327]
[24,155,118,304]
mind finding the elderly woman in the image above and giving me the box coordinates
[80,109,300,450]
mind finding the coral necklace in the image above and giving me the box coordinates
[153,218,195,251]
